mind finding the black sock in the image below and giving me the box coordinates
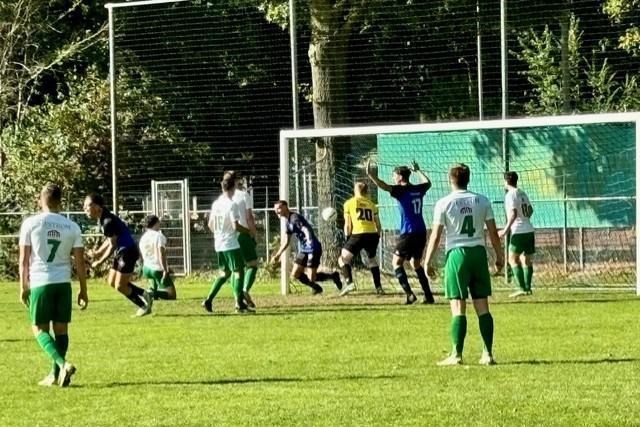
[127,283,146,308]
[415,267,434,300]
[341,264,353,284]
[394,267,413,295]
[315,272,332,282]
[298,273,313,287]
[371,266,381,289]
[155,290,171,300]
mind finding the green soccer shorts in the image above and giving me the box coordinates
[142,266,174,289]
[509,232,535,255]
[238,233,258,263]
[29,282,72,325]
[217,248,245,273]
[444,246,492,300]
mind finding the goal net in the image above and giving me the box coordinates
[279,113,640,295]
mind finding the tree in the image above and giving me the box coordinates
[604,0,640,56]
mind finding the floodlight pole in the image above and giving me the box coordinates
[279,133,291,295]
[106,4,118,214]
[476,0,484,120]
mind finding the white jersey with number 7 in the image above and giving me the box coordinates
[19,212,83,288]
[433,190,494,252]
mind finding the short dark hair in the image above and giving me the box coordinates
[145,214,160,229]
[449,163,471,188]
[86,192,105,207]
[274,199,288,207]
[221,178,235,191]
[41,183,62,204]
[354,181,368,195]
[504,171,519,186]
[394,166,411,181]
[223,170,238,181]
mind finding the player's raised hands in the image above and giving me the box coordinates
[410,160,420,171]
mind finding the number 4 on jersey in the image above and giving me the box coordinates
[460,215,476,237]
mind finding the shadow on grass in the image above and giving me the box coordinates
[493,298,635,306]
[95,373,404,388]
[0,338,30,343]
[504,357,639,366]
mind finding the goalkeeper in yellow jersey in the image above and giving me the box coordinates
[339,181,383,295]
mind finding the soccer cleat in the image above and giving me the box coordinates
[332,272,343,291]
[423,295,435,304]
[339,283,356,297]
[202,299,213,313]
[243,292,256,309]
[142,290,154,312]
[509,290,527,298]
[58,362,76,387]
[311,285,324,295]
[404,293,417,305]
[235,304,249,314]
[437,354,463,366]
[479,353,497,366]
[525,290,533,295]
[38,373,57,387]
[135,306,151,317]
[375,287,385,295]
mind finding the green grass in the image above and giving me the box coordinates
[1,278,638,426]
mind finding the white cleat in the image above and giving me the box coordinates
[479,353,497,366]
[38,373,57,387]
[437,354,463,366]
[509,290,527,298]
[339,283,356,297]
[58,362,76,387]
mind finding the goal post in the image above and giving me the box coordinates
[279,112,640,296]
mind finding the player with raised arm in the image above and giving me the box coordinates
[270,200,342,295]
[223,170,259,308]
[498,171,535,297]
[19,184,88,387]
[139,215,176,300]
[339,181,383,296]
[202,178,252,313]
[366,160,435,304]
[424,164,504,366]
[84,193,153,317]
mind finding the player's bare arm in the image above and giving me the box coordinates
[374,213,382,235]
[366,159,392,192]
[424,224,444,278]
[246,208,257,237]
[92,236,116,268]
[18,244,31,307]
[498,208,518,238]
[271,234,291,264]
[232,220,251,235]
[486,219,505,272]
[344,212,353,237]
[411,161,432,188]
[73,247,89,309]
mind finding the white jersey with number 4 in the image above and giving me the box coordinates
[504,188,534,235]
[209,194,241,252]
[19,212,83,288]
[232,189,253,229]
[139,229,167,271]
[433,190,494,252]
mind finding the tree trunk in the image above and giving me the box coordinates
[308,0,350,268]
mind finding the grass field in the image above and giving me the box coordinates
[1,278,638,427]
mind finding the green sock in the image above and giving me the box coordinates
[207,275,228,301]
[512,265,526,291]
[36,331,64,367]
[523,265,533,291]
[478,312,494,354]
[243,266,258,292]
[52,334,69,377]
[232,273,243,305]
[451,315,467,356]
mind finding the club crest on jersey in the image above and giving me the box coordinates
[460,206,472,215]
[47,229,61,239]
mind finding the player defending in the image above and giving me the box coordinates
[339,181,383,295]
[424,164,504,366]
[498,171,535,297]
[202,178,252,313]
[223,171,258,308]
[139,215,176,300]
[84,193,153,317]
[270,200,342,294]
[19,184,88,387]
[366,160,435,304]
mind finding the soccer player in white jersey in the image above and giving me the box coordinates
[424,164,504,366]
[202,178,252,313]
[139,215,176,300]
[19,184,88,387]
[498,171,535,297]
[223,170,258,308]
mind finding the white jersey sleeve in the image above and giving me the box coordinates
[504,188,534,234]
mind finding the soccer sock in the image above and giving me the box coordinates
[36,331,65,367]
[394,267,413,295]
[126,283,146,308]
[298,273,322,292]
[370,266,382,289]
[315,272,332,282]
[154,290,171,300]
[243,266,258,292]
[415,267,434,299]
[341,264,353,284]
[231,274,243,305]
[206,276,228,301]
[512,265,526,291]
[451,315,467,356]
[478,312,494,354]
[52,334,69,377]
[524,265,534,291]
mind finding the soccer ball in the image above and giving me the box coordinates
[321,207,337,222]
